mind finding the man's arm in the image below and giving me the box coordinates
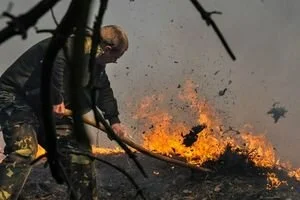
[94,70,120,125]
[93,69,126,137]
[51,49,67,116]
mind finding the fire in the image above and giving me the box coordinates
[134,81,227,165]
[282,162,300,181]
[267,172,288,190]
[31,79,299,191]
[36,144,47,158]
[91,146,124,155]
[135,80,278,167]
[35,145,124,159]
[240,133,276,168]
[132,80,300,189]
[288,169,300,181]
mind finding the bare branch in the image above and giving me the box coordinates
[40,0,81,184]
[89,0,108,146]
[86,0,148,178]
[92,107,149,177]
[58,160,79,200]
[34,27,55,34]
[69,0,92,149]
[0,2,14,19]
[189,0,236,61]
[50,8,59,26]
[62,149,147,200]
[0,0,61,44]
[89,0,108,132]
[88,0,108,74]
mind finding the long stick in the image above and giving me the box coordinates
[64,109,212,173]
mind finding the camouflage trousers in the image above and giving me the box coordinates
[0,91,97,200]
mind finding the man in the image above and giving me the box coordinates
[0,25,128,200]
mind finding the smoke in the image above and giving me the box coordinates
[0,0,300,166]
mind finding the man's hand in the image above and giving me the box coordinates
[111,123,127,138]
[53,102,66,118]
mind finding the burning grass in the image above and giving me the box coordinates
[32,80,300,192]
[131,80,300,190]
[134,81,276,167]
[35,145,124,159]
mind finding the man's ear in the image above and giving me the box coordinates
[103,45,112,53]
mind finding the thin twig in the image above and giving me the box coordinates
[0,2,14,19]
[89,0,109,163]
[86,0,148,178]
[58,160,79,200]
[34,28,55,34]
[89,0,107,133]
[0,0,61,44]
[189,0,236,61]
[88,0,108,76]
[30,146,147,199]
[50,8,59,26]
[92,107,149,177]
[62,149,147,200]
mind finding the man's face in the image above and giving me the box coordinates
[97,46,126,64]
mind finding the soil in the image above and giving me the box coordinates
[19,152,300,200]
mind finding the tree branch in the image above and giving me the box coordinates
[0,0,61,44]
[50,8,59,26]
[85,0,148,178]
[40,0,81,184]
[91,106,149,177]
[88,0,108,75]
[69,0,92,150]
[189,0,236,61]
[89,0,108,134]
[61,149,147,200]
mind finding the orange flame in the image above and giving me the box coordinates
[31,79,299,191]
[91,146,124,155]
[267,172,288,190]
[36,144,46,158]
[136,80,278,167]
[240,133,276,168]
[288,169,300,181]
[132,80,299,189]
[135,80,228,165]
[35,145,123,159]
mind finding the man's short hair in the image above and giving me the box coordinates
[100,25,129,52]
